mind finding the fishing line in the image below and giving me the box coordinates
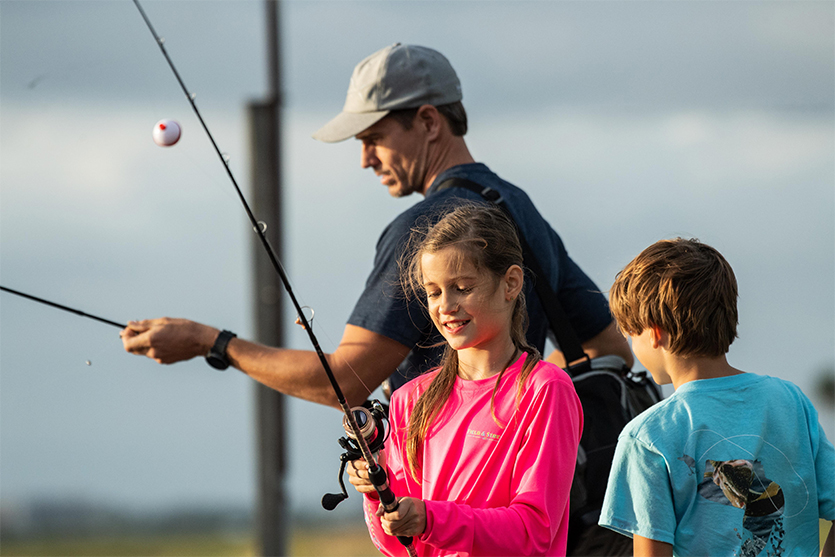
[297,313,375,398]
[293,303,374,398]
[132,2,413,552]
[0,286,126,329]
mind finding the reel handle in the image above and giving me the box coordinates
[321,492,348,510]
[321,453,351,511]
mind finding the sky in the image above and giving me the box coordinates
[1,0,833,525]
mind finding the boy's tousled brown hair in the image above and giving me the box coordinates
[609,238,738,358]
[399,202,541,481]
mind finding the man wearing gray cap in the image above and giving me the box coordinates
[122,43,631,409]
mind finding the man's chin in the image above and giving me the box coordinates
[388,184,414,198]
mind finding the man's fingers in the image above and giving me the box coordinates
[126,319,154,332]
[121,328,149,353]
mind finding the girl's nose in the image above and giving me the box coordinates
[439,292,458,314]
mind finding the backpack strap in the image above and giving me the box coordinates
[437,177,591,375]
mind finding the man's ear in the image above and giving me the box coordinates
[504,265,524,301]
[416,104,442,140]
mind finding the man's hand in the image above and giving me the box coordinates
[121,320,409,409]
[121,318,218,364]
[377,496,426,538]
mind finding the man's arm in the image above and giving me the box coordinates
[545,321,634,369]
[634,535,673,557]
[122,319,410,408]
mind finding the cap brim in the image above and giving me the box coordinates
[312,110,390,143]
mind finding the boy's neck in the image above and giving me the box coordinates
[667,354,744,390]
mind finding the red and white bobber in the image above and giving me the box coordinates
[153,119,181,147]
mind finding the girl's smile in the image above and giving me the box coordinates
[441,318,469,334]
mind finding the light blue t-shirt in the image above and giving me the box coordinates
[599,373,834,556]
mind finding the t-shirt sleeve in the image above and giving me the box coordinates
[347,212,431,348]
[362,463,409,557]
[554,247,613,342]
[361,390,414,557]
[599,434,677,544]
[508,193,613,346]
[810,406,835,520]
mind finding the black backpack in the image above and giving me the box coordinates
[564,356,661,554]
[439,178,662,556]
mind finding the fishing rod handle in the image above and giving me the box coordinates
[367,464,414,548]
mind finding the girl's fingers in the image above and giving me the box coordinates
[379,497,426,537]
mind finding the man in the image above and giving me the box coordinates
[122,43,631,409]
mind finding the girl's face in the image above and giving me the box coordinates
[420,247,520,355]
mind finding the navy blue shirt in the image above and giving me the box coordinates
[348,163,612,392]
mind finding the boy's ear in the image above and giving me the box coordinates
[504,265,524,301]
[649,324,669,349]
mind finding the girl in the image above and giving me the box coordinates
[347,203,583,556]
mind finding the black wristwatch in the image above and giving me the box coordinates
[205,329,237,370]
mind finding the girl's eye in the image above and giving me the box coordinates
[426,290,440,299]
[457,285,473,293]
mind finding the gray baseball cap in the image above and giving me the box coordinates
[312,43,462,143]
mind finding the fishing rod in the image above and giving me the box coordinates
[0,286,126,329]
[131,2,416,553]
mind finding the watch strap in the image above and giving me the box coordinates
[205,329,237,370]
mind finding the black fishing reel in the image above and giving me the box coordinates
[321,399,390,511]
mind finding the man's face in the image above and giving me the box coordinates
[355,115,429,198]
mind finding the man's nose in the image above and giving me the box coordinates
[360,144,378,169]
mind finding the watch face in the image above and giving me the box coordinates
[206,353,228,370]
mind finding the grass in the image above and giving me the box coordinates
[0,533,255,557]
[0,524,378,557]
[2,520,830,556]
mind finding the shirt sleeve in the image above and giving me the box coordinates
[347,210,432,348]
[362,474,411,557]
[501,184,613,345]
[599,434,677,544]
[553,246,613,343]
[419,377,583,556]
[361,389,424,557]
[811,407,835,520]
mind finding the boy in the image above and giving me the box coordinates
[599,238,834,557]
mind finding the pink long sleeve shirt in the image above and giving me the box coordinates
[364,354,583,556]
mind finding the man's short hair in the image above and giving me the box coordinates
[609,238,739,358]
[387,101,468,137]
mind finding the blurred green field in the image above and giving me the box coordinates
[2,521,830,556]
[0,533,253,557]
[0,524,378,557]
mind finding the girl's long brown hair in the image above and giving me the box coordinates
[399,202,541,481]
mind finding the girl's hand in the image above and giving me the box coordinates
[376,497,426,537]
[346,451,386,495]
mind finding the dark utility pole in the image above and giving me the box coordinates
[249,1,286,554]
